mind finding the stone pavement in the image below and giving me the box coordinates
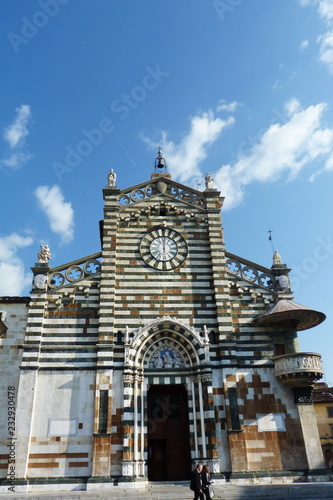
[1,482,333,500]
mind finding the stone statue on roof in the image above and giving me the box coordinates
[108,169,116,187]
[273,250,282,266]
[38,244,51,263]
[205,173,214,190]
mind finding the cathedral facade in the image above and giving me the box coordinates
[0,165,329,493]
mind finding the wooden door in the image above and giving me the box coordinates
[147,385,191,481]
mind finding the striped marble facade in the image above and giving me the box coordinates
[0,172,321,492]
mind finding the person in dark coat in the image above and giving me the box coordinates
[190,463,204,500]
[202,464,213,500]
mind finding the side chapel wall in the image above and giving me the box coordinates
[0,300,29,477]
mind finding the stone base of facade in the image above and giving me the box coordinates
[0,476,148,494]
[0,470,331,494]
[0,476,88,494]
[87,475,148,490]
[226,469,331,484]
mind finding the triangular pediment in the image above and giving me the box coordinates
[118,175,208,210]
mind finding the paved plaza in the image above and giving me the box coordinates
[1,481,333,500]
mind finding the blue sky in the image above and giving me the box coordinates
[1,0,333,383]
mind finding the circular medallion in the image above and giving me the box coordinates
[278,275,290,291]
[140,228,187,270]
[33,274,46,289]
[157,181,167,193]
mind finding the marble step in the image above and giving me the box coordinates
[1,481,333,500]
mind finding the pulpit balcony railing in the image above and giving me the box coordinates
[273,352,323,388]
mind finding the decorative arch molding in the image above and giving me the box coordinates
[131,316,205,348]
[128,316,206,369]
[142,335,194,369]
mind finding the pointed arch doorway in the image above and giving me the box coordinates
[147,384,191,481]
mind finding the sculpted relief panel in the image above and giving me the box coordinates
[147,343,186,369]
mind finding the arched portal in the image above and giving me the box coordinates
[121,317,218,480]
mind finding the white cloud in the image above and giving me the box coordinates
[1,104,32,170]
[311,148,333,180]
[217,100,242,113]
[0,152,33,170]
[143,111,234,183]
[318,30,333,73]
[299,39,309,50]
[301,0,333,23]
[144,101,333,209]
[214,100,333,208]
[0,261,31,296]
[300,0,333,72]
[3,104,31,148]
[284,97,301,117]
[317,0,333,24]
[0,233,33,296]
[324,152,333,171]
[34,185,74,244]
[0,233,33,261]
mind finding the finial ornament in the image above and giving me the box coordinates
[107,169,116,187]
[268,229,275,254]
[205,173,214,190]
[38,244,51,263]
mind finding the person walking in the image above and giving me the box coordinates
[202,464,213,500]
[190,463,204,500]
